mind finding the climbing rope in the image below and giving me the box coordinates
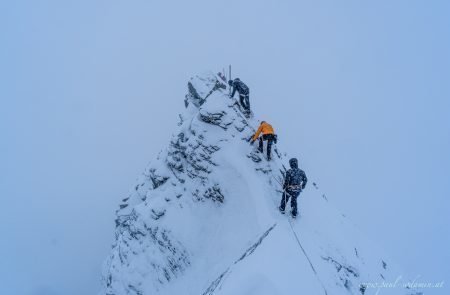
[287,217,328,295]
[244,116,328,294]
[271,172,329,295]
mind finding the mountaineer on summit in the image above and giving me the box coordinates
[228,78,250,113]
[250,121,277,161]
[279,158,308,218]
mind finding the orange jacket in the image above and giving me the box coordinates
[252,122,274,141]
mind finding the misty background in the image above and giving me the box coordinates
[1,0,449,294]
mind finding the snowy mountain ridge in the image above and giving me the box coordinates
[101,71,421,295]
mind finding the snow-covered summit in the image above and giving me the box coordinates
[101,72,420,295]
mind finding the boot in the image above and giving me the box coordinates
[291,209,298,218]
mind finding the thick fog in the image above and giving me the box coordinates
[1,0,449,294]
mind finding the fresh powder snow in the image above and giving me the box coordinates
[101,71,421,295]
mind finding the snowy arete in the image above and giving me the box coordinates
[101,72,421,295]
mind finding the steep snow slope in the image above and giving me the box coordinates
[101,72,421,295]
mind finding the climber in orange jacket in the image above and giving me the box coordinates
[250,121,277,160]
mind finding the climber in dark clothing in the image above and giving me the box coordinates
[228,78,250,112]
[279,158,308,218]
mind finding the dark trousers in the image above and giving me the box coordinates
[280,190,300,216]
[239,94,250,111]
[259,134,274,160]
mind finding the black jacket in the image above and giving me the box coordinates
[230,78,249,97]
[284,168,307,192]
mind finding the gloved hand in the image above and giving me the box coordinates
[250,140,255,145]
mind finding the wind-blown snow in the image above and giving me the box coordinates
[101,72,421,295]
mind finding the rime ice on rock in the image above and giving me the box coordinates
[102,72,421,295]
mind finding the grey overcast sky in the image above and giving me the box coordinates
[1,0,449,294]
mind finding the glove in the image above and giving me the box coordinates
[250,140,255,145]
